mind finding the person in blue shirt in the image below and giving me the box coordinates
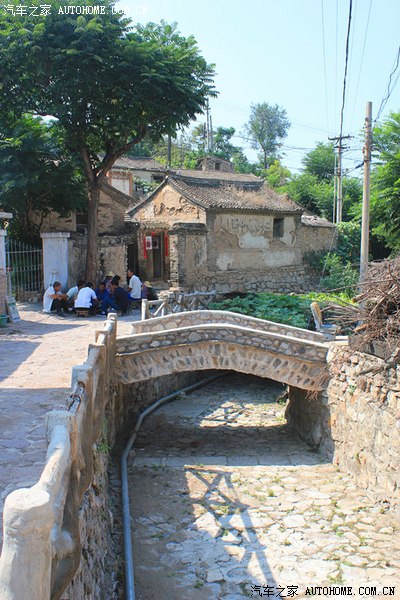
[101,279,130,314]
[95,281,109,302]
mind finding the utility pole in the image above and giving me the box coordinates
[360,101,372,285]
[329,134,352,223]
[205,99,211,153]
[167,134,172,168]
[209,114,214,153]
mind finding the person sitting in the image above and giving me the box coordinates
[103,271,114,292]
[101,280,130,315]
[66,278,85,309]
[110,275,121,286]
[43,281,69,317]
[143,280,158,301]
[74,282,99,315]
[127,268,142,308]
[127,269,141,300]
[95,281,109,302]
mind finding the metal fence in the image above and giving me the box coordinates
[5,239,43,300]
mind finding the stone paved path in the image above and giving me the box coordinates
[129,374,400,600]
[0,303,137,551]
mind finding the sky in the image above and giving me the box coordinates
[116,0,400,176]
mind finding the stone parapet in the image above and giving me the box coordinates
[0,315,118,600]
[131,309,325,343]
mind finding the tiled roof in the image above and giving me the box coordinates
[100,181,136,206]
[112,156,166,171]
[168,176,303,213]
[171,169,261,185]
[301,211,336,227]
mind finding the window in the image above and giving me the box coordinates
[76,212,88,232]
[273,217,284,238]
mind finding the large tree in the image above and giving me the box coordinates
[0,115,86,245]
[0,1,216,279]
[244,102,290,169]
[302,142,335,182]
[370,111,400,252]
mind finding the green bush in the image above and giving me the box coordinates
[210,291,349,329]
[304,249,359,297]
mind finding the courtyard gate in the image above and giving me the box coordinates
[5,239,43,300]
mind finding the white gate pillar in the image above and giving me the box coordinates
[40,232,71,291]
[0,230,7,270]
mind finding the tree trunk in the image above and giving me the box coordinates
[85,181,100,282]
[263,149,268,170]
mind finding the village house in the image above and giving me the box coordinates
[126,157,337,293]
[106,155,166,197]
[6,155,335,297]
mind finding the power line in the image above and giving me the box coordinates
[334,0,339,130]
[320,0,330,135]
[374,45,400,126]
[339,0,353,141]
[349,0,373,131]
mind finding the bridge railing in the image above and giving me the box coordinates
[140,291,217,320]
[132,309,325,343]
[141,298,171,320]
[172,290,217,312]
[0,315,118,600]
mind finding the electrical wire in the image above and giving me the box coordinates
[334,0,339,130]
[349,0,373,131]
[374,45,400,126]
[339,0,353,141]
[321,0,330,135]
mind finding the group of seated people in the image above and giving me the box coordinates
[43,269,157,317]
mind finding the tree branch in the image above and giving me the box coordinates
[96,124,148,180]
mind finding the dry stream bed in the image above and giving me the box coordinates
[127,374,399,600]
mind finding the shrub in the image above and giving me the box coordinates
[210,291,349,329]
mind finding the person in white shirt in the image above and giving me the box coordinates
[43,282,69,317]
[74,282,99,314]
[127,268,142,301]
[66,279,85,307]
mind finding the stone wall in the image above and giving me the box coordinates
[286,345,400,505]
[98,186,130,235]
[203,265,319,294]
[300,220,337,255]
[169,223,208,289]
[170,220,319,294]
[69,233,136,287]
[208,212,302,272]
[65,370,204,600]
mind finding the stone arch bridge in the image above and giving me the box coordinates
[115,310,329,391]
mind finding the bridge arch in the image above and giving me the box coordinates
[115,312,329,391]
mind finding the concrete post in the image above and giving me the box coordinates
[41,232,71,291]
[0,488,53,600]
[0,229,7,270]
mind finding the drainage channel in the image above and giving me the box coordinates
[122,373,224,600]
[124,374,400,600]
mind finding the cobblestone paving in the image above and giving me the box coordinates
[129,375,400,600]
[0,303,137,551]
